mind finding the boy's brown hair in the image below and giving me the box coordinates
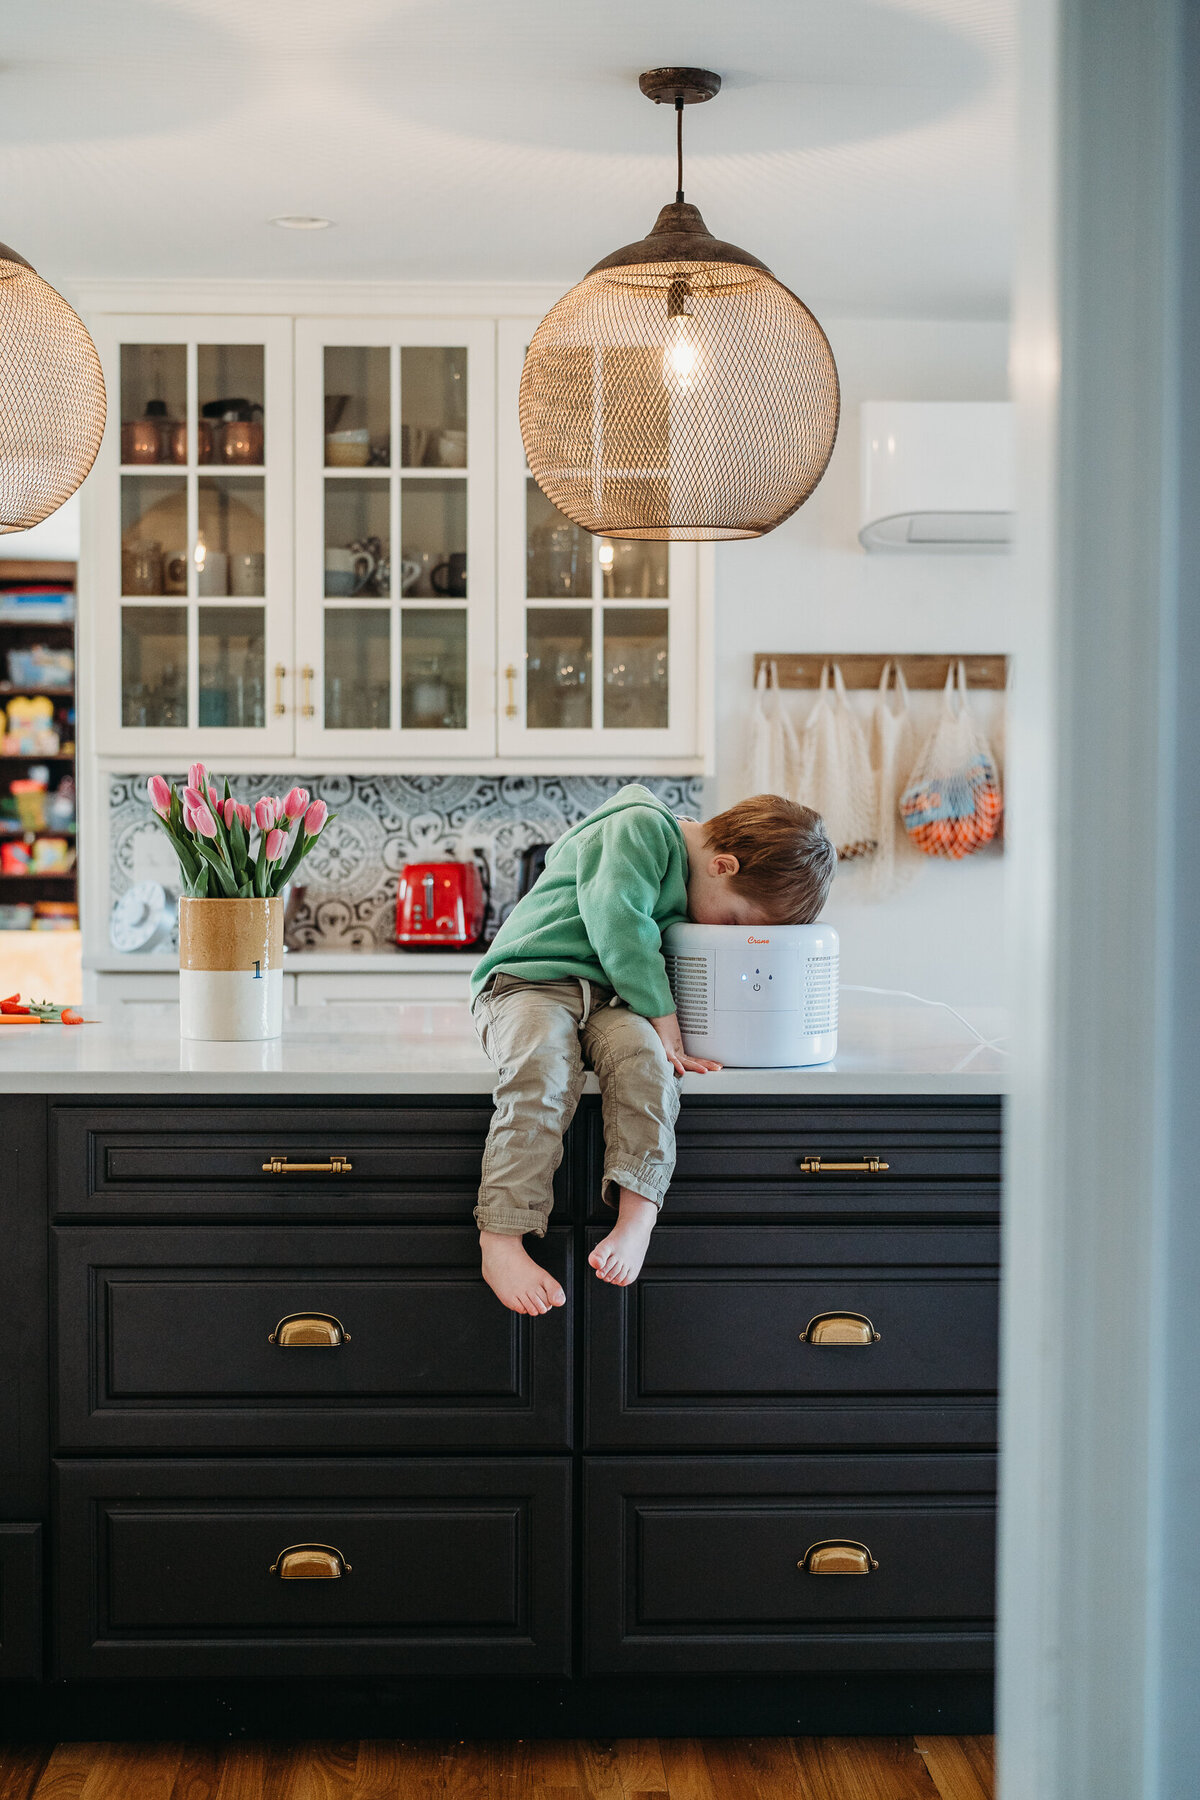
[703,794,837,924]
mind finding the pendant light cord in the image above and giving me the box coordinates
[676,97,685,203]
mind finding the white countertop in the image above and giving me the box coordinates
[89,950,482,974]
[0,997,1008,1095]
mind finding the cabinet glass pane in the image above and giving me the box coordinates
[401,609,467,729]
[325,478,390,597]
[197,476,265,597]
[198,606,265,729]
[324,346,390,467]
[603,607,669,729]
[198,345,265,466]
[527,478,591,598]
[121,606,187,727]
[599,536,668,600]
[526,607,592,730]
[121,476,186,596]
[120,344,186,466]
[324,608,390,729]
[400,346,467,467]
[400,478,466,597]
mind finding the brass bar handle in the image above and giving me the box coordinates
[270,1542,352,1579]
[301,665,315,717]
[504,663,518,718]
[273,662,287,716]
[799,1156,890,1174]
[801,1311,881,1346]
[798,1539,878,1576]
[262,1156,353,1175]
[269,1311,350,1347]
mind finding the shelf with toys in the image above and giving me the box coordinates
[0,561,78,934]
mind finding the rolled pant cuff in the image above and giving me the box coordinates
[474,1204,548,1238]
[601,1164,670,1210]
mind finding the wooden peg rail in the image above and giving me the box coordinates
[753,653,1009,691]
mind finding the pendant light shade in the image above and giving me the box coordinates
[520,71,840,542]
[0,241,107,534]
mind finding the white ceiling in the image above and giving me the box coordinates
[0,0,1013,317]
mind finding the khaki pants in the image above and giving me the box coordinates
[472,973,681,1237]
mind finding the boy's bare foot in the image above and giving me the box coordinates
[589,1190,658,1287]
[480,1230,567,1315]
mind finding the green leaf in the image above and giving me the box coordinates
[194,839,237,897]
[230,809,249,882]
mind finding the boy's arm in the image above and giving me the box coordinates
[648,1011,723,1076]
[574,810,677,1016]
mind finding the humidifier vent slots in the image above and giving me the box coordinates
[804,955,839,1034]
[665,955,709,1034]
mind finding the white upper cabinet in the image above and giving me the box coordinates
[497,321,707,766]
[85,302,710,772]
[293,318,496,760]
[91,315,294,758]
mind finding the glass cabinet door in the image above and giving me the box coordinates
[294,321,495,759]
[497,320,704,765]
[95,317,293,755]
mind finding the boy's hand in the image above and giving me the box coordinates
[650,1012,723,1075]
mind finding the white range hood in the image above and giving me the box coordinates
[859,401,1014,552]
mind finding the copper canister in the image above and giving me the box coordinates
[217,419,264,465]
[121,419,161,464]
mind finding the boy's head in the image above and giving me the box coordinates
[686,795,837,927]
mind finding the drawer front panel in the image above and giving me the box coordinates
[52,1103,568,1221]
[0,1524,42,1679]
[586,1225,998,1449]
[591,1099,1001,1220]
[585,1456,995,1673]
[55,1227,571,1451]
[55,1459,570,1678]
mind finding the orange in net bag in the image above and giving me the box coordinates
[899,661,1003,860]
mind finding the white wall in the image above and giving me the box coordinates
[709,318,1012,1008]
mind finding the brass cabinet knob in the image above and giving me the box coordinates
[270,1542,352,1579]
[800,1311,881,1346]
[798,1539,878,1575]
[798,1156,889,1174]
[269,1311,350,1347]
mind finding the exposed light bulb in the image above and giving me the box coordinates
[598,542,615,569]
[663,277,701,393]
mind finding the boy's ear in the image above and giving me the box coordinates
[710,852,740,877]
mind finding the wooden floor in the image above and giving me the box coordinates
[0,1738,994,1800]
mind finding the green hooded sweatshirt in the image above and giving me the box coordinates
[470,785,689,1018]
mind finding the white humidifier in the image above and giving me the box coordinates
[663,922,839,1067]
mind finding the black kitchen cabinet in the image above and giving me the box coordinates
[4,1091,1000,1733]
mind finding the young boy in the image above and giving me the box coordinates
[470,785,837,1314]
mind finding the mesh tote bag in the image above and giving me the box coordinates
[746,659,802,797]
[793,662,877,862]
[859,660,919,900]
[900,660,1003,858]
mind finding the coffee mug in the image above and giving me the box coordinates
[230,551,265,597]
[197,550,229,597]
[436,428,467,468]
[325,548,356,597]
[431,552,467,598]
[163,548,188,596]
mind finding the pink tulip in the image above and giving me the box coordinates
[237,802,253,830]
[189,801,218,839]
[264,827,285,860]
[146,775,172,818]
[207,784,220,811]
[223,798,236,829]
[183,784,206,812]
[188,762,207,795]
[303,799,328,836]
[282,786,310,822]
[254,796,275,831]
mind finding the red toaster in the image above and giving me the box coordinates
[396,860,486,947]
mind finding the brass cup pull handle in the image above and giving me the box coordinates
[262,1156,352,1175]
[801,1311,880,1346]
[799,1539,878,1576]
[269,1311,350,1347]
[270,1542,352,1579]
[504,663,518,719]
[799,1156,890,1174]
[273,662,287,716]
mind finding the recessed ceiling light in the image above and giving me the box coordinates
[270,215,333,231]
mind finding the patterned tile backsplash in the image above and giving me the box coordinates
[108,773,705,953]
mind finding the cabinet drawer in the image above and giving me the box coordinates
[52,1102,569,1222]
[0,1524,42,1679]
[596,1099,1001,1221]
[55,1458,571,1679]
[585,1456,995,1673]
[586,1225,998,1449]
[55,1226,571,1451]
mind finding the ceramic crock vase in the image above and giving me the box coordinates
[178,896,284,1040]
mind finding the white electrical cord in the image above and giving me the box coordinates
[840,984,1010,1059]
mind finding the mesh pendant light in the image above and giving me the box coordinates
[520,69,839,542]
[0,240,107,533]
